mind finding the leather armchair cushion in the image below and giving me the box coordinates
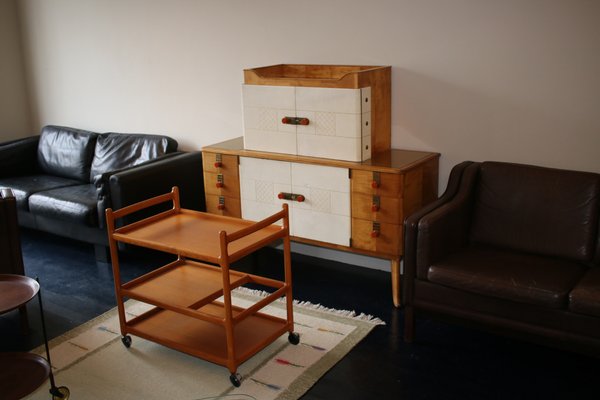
[37,126,99,182]
[90,133,178,181]
[569,268,600,317]
[0,175,81,211]
[469,162,600,262]
[28,184,99,227]
[428,246,587,309]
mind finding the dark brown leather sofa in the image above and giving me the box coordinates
[403,161,600,356]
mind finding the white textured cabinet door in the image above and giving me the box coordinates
[242,85,372,161]
[239,157,291,225]
[296,86,371,162]
[242,85,297,155]
[290,162,351,246]
[239,157,350,246]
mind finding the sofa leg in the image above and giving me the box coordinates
[404,305,415,342]
[94,244,111,263]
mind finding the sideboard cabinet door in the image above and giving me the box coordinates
[239,157,350,246]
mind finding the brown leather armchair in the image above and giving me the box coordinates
[403,161,600,355]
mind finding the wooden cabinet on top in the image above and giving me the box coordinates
[105,187,298,387]
[202,137,440,307]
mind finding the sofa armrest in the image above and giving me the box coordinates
[101,152,205,227]
[0,136,40,177]
[404,161,480,283]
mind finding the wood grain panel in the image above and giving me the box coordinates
[402,167,424,218]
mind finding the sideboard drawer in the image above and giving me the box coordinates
[351,218,402,256]
[204,171,240,198]
[202,153,239,175]
[351,170,403,198]
[205,194,241,217]
[351,192,402,224]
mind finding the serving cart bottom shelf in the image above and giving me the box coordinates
[124,304,291,368]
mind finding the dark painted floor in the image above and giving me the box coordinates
[2,229,599,399]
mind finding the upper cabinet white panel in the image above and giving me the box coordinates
[295,87,362,114]
[242,84,371,162]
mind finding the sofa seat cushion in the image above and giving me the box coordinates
[28,184,99,227]
[569,268,600,317]
[428,246,586,308]
[0,175,81,211]
[90,133,177,181]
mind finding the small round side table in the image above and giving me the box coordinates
[0,274,69,399]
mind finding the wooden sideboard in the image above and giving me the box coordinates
[202,137,439,306]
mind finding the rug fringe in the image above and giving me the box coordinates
[234,287,386,326]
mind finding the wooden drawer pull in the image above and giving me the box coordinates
[216,174,224,188]
[371,195,380,212]
[278,192,305,202]
[217,196,225,210]
[214,153,223,168]
[281,117,310,126]
[371,221,381,238]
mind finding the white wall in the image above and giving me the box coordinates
[15,0,600,268]
[0,0,31,139]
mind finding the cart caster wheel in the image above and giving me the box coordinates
[288,332,300,345]
[121,335,132,348]
[230,373,242,387]
[51,386,70,399]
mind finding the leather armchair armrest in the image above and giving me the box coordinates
[0,136,40,177]
[404,161,480,282]
[101,152,205,228]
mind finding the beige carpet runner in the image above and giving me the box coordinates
[26,288,384,400]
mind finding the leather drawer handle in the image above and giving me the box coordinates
[281,117,310,126]
[277,192,305,202]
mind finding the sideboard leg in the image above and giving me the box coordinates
[391,258,401,308]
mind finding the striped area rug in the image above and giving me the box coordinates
[26,288,384,400]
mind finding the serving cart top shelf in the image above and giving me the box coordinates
[111,203,282,264]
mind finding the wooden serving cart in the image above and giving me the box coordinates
[105,187,298,387]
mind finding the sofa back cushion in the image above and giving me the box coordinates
[470,162,600,262]
[37,125,99,182]
[90,133,178,181]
